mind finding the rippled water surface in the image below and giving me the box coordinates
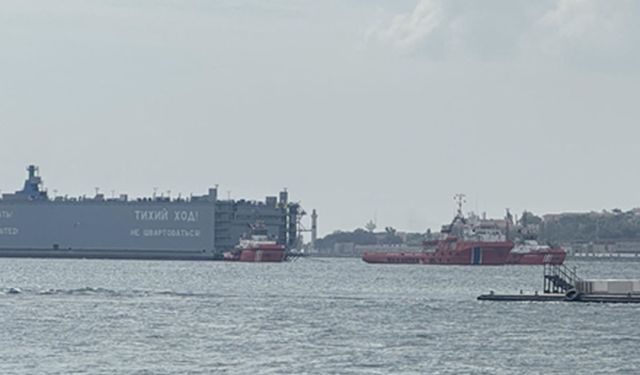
[2,258,640,374]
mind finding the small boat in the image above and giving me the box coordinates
[223,223,286,262]
[505,240,566,265]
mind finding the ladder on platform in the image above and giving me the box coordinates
[544,263,579,294]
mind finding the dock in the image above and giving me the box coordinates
[576,294,640,303]
[477,293,565,302]
[477,293,640,303]
[478,264,640,303]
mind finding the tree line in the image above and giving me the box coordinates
[315,209,640,250]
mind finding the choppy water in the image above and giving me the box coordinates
[1,258,640,374]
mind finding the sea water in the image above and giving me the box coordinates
[1,258,639,374]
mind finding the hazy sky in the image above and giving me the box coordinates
[1,0,639,236]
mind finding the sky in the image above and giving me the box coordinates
[1,0,639,236]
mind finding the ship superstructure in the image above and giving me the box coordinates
[0,165,300,260]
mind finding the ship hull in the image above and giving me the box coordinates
[363,246,567,266]
[238,249,286,262]
[505,249,566,265]
[0,247,218,260]
[362,240,514,265]
[361,252,430,264]
[0,200,219,260]
[223,245,287,262]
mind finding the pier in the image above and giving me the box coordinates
[478,264,640,303]
[477,292,565,302]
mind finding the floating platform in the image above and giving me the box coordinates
[479,264,640,303]
[478,292,640,303]
[477,293,565,302]
[576,294,640,303]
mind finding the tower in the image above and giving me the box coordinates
[311,209,318,249]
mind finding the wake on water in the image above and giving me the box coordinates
[1,287,234,298]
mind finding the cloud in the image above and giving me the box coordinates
[377,0,444,52]
[532,0,640,68]
[374,0,545,56]
[373,0,640,69]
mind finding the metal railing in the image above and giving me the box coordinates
[543,263,580,293]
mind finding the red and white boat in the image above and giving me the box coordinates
[362,221,514,265]
[362,196,566,266]
[223,225,286,262]
[505,240,566,265]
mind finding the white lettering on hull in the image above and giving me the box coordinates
[0,211,14,219]
[174,210,199,222]
[134,210,199,222]
[129,228,201,238]
[134,209,169,221]
[0,227,19,235]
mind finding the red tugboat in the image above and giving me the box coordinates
[362,195,566,266]
[361,223,514,265]
[362,195,515,265]
[223,224,286,262]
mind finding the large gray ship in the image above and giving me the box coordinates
[0,166,300,260]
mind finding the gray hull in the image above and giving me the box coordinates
[0,248,217,260]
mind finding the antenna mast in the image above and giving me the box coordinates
[453,193,466,218]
